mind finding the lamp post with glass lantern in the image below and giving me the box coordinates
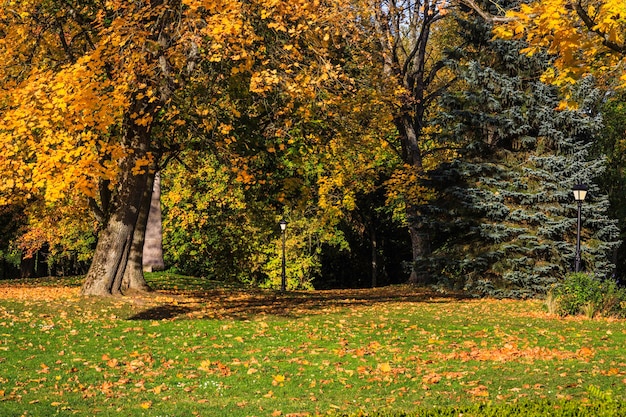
[572,184,588,272]
[279,219,287,291]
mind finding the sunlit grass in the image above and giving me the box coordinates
[0,275,625,416]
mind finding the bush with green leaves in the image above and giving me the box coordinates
[550,272,626,317]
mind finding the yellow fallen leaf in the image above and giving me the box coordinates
[272,374,285,386]
[378,362,392,373]
[140,401,152,409]
[198,359,212,372]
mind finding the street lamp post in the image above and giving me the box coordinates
[572,184,588,273]
[279,219,287,291]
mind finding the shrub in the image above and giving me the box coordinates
[550,272,626,318]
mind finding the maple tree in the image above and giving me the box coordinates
[0,0,365,295]
[490,0,626,93]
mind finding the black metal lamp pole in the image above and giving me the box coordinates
[572,184,588,272]
[279,219,287,291]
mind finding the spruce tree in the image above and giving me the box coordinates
[421,11,620,297]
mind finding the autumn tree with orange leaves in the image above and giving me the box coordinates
[476,0,626,93]
[0,0,368,296]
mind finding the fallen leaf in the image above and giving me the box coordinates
[272,374,286,386]
[378,362,392,373]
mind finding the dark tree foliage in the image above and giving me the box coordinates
[0,205,24,279]
[595,94,626,283]
[420,11,620,297]
[318,185,411,289]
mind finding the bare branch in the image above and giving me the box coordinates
[458,0,515,23]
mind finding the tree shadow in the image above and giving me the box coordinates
[127,286,472,322]
[127,304,196,320]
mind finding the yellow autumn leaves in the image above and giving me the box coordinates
[0,0,362,209]
[494,0,626,91]
[0,55,128,204]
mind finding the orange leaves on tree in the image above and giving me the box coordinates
[0,56,127,205]
[494,0,626,91]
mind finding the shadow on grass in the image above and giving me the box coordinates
[127,304,197,320]
[127,286,472,322]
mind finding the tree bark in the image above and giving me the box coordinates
[142,171,165,272]
[396,111,432,284]
[407,219,431,284]
[81,120,152,296]
[120,170,155,294]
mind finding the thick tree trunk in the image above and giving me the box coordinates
[81,124,151,296]
[121,171,155,294]
[142,171,165,272]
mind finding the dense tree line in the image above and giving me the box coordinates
[0,0,624,296]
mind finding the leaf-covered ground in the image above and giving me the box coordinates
[1,275,625,416]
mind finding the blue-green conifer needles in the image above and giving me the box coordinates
[421,17,620,297]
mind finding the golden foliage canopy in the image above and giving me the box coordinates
[0,0,362,207]
[494,0,626,90]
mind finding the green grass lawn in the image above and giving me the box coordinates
[1,273,626,416]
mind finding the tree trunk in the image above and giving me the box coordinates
[121,170,155,294]
[142,171,165,272]
[396,112,432,284]
[20,255,36,278]
[81,123,151,296]
[407,219,431,284]
[370,227,378,288]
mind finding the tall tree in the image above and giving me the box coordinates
[596,94,626,281]
[364,0,460,283]
[422,5,620,296]
[0,0,364,295]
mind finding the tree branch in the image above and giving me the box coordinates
[458,0,514,23]
[574,0,626,55]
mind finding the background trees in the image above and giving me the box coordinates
[0,0,623,295]
[415,1,621,296]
